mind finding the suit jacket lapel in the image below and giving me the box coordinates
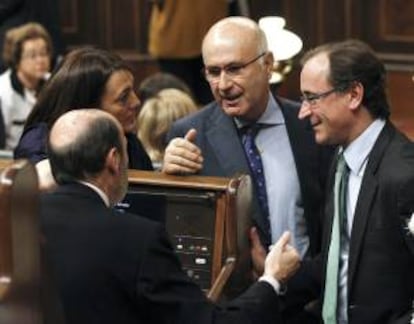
[205,105,249,176]
[279,98,318,180]
[347,171,377,292]
[279,97,332,253]
[348,122,395,291]
[204,105,272,239]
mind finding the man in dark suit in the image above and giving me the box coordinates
[40,108,301,324]
[162,17,332,322]
[298,39,414,323]
[163,16,332,258]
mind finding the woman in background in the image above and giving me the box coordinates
[15,46,152,189]
[0,22,52,150]
[137,71,193,104]
[137,88,197,169]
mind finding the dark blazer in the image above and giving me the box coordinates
[166,97,333,252]
[321,122,414,323]
[40,183,282,324]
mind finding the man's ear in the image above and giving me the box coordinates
[106,147,120,175]
[349,81,364,111]
[264,51,275,77]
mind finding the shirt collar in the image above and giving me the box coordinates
[10,68,25,97]
[78,180,110,207]
[234,92,285,129]
[342,118,385,175]
[10,68,45,98]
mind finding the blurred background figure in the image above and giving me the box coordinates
[137,88,198,169]
[138,71,193,105]
[148,0,228,105]
[0,0,65,72]
[0,111,5,149]
[0,22,52,150]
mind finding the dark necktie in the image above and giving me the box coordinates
[241,124,269,220]
[322,153,350,324]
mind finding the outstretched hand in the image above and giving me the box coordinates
[264,231,300,283]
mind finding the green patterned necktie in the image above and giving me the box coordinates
[322,153,348,324]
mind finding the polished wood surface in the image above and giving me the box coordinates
[128,169,235,191]
[387,71,414,140]
[0,159,13,171]
[0,161,41,323]
[0,161,65,323]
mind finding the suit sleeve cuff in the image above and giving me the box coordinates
[258,274,281,294]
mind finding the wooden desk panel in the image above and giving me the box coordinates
[388,70,414,140]
[125,170,252,301]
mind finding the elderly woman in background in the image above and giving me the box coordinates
[137,88,198,169]
[14,46,153,189]
[0,22,52,150]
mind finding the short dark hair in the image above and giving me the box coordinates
[301,39,390,119]
[48,115,122,184]
[24,47,131,131]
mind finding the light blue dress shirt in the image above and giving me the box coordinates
[236,93,308,258]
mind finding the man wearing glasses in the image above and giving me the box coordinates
[162,16,333,322]
[298,39,414,323]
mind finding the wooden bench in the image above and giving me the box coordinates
[0,160,64,324]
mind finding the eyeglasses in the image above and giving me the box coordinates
[300,88,339,105]
[203,52,266,82]
[21,50,50,61]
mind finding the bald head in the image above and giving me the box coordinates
[200,16,273,122]
[50,109,119,150]
[202,17,268,58]
[48,109,125,184]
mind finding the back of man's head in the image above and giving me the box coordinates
[48,109,122,184]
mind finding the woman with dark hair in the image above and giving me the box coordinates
[14,46,152,188]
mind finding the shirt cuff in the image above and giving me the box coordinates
[258,274,281,294]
